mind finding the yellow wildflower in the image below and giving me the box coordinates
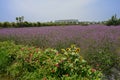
[76,48,80,53]
[66,48,71,51]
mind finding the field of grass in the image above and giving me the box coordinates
[0,25,120,79]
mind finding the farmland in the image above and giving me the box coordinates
[0,25,120,80]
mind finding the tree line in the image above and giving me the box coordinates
[0,15,120,28]
[0,16,81,28]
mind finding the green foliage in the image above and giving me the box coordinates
[0,41,20,73]
[85,43,119,76]
[106,14,120,26]
[0,22,3,28]
[2,22,12,28]
[79,22,89,26]
[0,41,102,80]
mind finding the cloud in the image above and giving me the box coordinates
[9,0,97,21]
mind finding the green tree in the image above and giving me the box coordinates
[11,22,17,27]
[37,22,41,26]
[23,21,29,27]
[16,16,24,27]
[2,22,12,28]
[18,17,22,23]
[0,22,3,27]
[106,14,119,26]
[16,17,19,23]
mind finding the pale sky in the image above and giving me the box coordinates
[0,0,120,22]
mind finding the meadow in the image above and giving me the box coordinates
[0,25,120,80]
[0,25,120,49]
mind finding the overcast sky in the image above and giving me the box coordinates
[0,0,120,22]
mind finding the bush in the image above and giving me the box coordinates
[0,41,102,80]
[0,41,18,73]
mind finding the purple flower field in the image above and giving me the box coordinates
[1,25,120,79]
[0,25,120,53]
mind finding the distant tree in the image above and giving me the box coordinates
[106,14,119,26]
[32,22,37,27]
[0,22,2,27]
[18,17,22,23]
[3,22,12,28]
[23,21,29,27]
[37,22,41,26]
[16,17,19,23]
[28,22,32,27]
[16,16,24,27]
[21,16,24,22]
[16,16,24,23]
[118,18,120,24]
[111,14,118,25]
[11,22,17,27]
